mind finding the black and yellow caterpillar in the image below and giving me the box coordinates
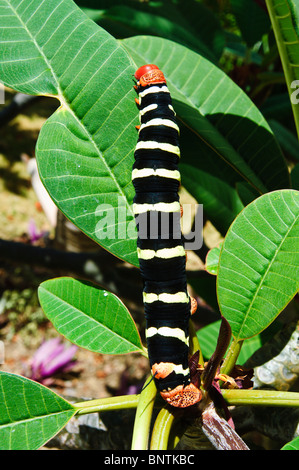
[132,64,201,408]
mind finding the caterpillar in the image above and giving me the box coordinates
[132,64,202,408]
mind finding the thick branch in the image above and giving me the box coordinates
[0,237,142,302]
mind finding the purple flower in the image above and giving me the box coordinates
[29,337,78,383]
[27,219,49,244]
[117,371,143,396]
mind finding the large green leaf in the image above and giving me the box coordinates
[181,164,244,235]
[38,277,144,354]
[230,0,271,47]
[76,0,225,62]
[0,0,138,266]
[266,0,299,138]
[217,190,299,340]
[0,371,75,450]
[291,163,299,189]
[268,119,299,162]
[196,320,263,364]
[90,6,217,63]
[122,36,290,209]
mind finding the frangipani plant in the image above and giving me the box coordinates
[0,0,298,450]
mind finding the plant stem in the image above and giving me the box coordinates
[202,316,231,391]
[131,375,157,450]
[222,389,299,407]
[220,338,243,376]
[265,0,299,139]
[150,407,176,450]
[73,394,139,415]
[189,320,203,365]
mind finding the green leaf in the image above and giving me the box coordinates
[98,4,219,63]
[77,0,225,62]
[122,36,290,197]
[281,436,299,450]
[189,274,219,314]
[205,243,223,275]
[237,335,263,365]
[0,372,75,450]
[268,119,299,162]
[0,0,138,266]
[291,164,299,189]
[260,92,292,122]
[196,320,221,360]
[236,182,261,206]
[38,277,144,354]
[196,319,262,364]
[168,0,226,59]
[231,0,271,47]
[217,190,299,340]
[181,164,244,236]
[265,0,299,138]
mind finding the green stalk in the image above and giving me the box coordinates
[189,319,203,365]
[131,375,157,450]
[220,338,243,376]
[222,389,299,407]
[73,394,139,415]
[150,407,176,450]
[265,0,299,139]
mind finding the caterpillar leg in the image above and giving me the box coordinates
[190,296,198,315]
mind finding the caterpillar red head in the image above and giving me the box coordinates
[134,64,166,87]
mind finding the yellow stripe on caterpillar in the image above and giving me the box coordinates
[139,118,179,133]
[137,246,185,260]
[143,291,190,304]
[146,326,189,346]
[133,201,180,214]
[132,167,181,181]
[135,141,180,156]
[139,103,158,116]
[168,104,176,115]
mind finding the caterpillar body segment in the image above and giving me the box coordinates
[133,64,200,408]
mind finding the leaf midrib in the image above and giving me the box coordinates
[39,286,140,350]
[265,0,299,138]
[8,1,133,214]
[0,408,75,429]
[236,195,298,340]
